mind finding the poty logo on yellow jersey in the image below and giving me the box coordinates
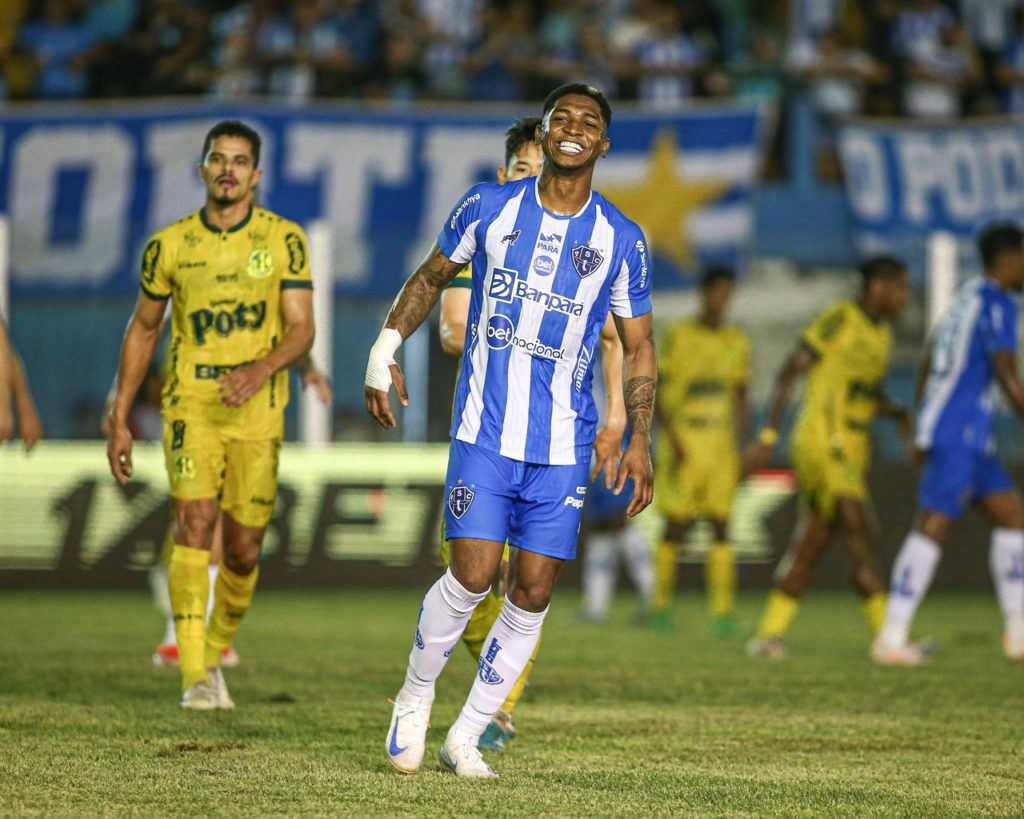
[247,249,273,279]
[190,301,267,345]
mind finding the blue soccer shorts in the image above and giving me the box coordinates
[444,439,591,560]
[917,447,1015,519]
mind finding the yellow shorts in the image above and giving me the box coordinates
[163,416,281,529]
[655,433,739,523]
[791,439,867,522]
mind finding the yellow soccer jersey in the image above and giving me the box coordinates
[657,319,749,432]
[140,206,313,439]
[793,299,892,455]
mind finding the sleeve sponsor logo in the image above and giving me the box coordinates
[285,232,306,276]
[449,193,481,230]
[141,239,161,285]
[635,239,648,289]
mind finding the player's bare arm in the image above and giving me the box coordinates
[591,313,626,488]
[615,312,656,517]
[8,345,43,451]
[0,319,13,442]
[107,293,166,485]
[993,349,1024,416]
[438,276,471,356]
[745,343,816,472]
[218,287,314,408]
[365,244,463,429]
[735,382,751,445]
[294,353,334,405]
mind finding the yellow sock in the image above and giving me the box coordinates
[653,541,679,612]
[756,589,799,640]
[168,545,211,690]
[862,592,887,634]
[204,563,259,669]
[705,541,737,619]
[500,628,541,714]
[463,593,501,660]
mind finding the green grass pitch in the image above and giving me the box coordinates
[1,588,1022,817]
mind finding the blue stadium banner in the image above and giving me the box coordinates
[0,101,768,296]
[837,117,1024,277]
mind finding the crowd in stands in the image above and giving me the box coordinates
[3,0,1024,118]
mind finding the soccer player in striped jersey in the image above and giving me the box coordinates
[366,83,656,778]
[745,256,911,659]
[874,223,1024,666]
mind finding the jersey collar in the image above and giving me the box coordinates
[532,177,592,219]
[199,205,253,234]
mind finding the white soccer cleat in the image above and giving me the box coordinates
[439,728,499,779]
[385,689,432,774]
[1004,635,1024,663]
[180,680,219,710]
[746,637,787,660]
[871,638,924,667]
[208,667,235,710]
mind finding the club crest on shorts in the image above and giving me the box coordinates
[448,484,475,519]
[571,244,604,278]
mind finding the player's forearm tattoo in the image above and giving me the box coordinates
[387,255,454,338]
[624,376,655,439]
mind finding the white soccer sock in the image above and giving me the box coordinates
[582,533,618,619]
[162,615,177,646]
[990,528,1024,642]
[879,531,941,648]
[206,564,219,621]
[402,568,489,701]
[451,598,547,742]
[620,524,654,602]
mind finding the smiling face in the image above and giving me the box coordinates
[497,139,544,183]
[539,93,610,172]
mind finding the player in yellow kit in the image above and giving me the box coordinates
[746,256,910,658]
[107,120,315,708]
[650,266,750,634]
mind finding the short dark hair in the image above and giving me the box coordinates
[504,116,541,167]
[859,254,906,285]
[201,120,262,168]
[700,265,735,289]
[978,222,1024,269]
[541,83,612,133]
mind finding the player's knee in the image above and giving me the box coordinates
[222,535,261,575]
[178,510,217,548]
[510,582,552,612]
[662,520,687,543]
[449,563,491,595]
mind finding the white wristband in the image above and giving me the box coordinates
[365,328,403,392]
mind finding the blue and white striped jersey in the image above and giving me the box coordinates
[916,277,1018,452]
[437,176,652,466]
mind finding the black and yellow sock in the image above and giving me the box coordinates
[755,589,799,640]
[168,545,211,690]
[205,563,259,669]
[706,541,737,619]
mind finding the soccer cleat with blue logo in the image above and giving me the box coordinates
[439,728,499,778]
[385,688,432,774]
[207,667,235,710]
[477,710,516,752]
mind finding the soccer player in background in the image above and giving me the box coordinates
[107,120,315,709]
[0,315,44,451]
[366,83,655,778]
[650,266,749,634]
[746,256,911,659]
[873,224,1024,666]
